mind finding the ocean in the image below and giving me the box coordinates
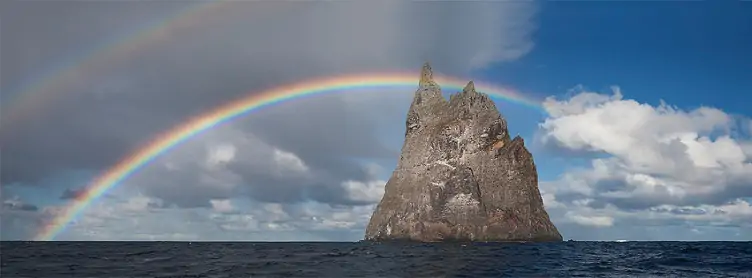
[1,241,750,277]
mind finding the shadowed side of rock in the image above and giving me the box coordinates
[364,63,562,242]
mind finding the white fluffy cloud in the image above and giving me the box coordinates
[565,213,614,227]
[271,148,310,178]
[209,199,235,213]
[538,86,752,237]
[340,179,387,204]
[37,195,378,241]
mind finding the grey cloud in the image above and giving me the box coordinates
[2,199,39,212]
[605,174,752,211]
[0,1,186,93]
[244,94,400,160]
[0,210,42,240]
[0,198,47,240]
[60,188,85,200]
[650,207,709,216]
[554,173,752,212]
[1,1,538,190]
[2,1,541,239]
[533,135,606,159]
[591,178,628,194]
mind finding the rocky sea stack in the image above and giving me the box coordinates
[364,63,562,242]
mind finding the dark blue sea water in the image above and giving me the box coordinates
[1,241,751,277]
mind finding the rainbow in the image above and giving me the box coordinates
[1,1,227,131]
[34,73,544,241]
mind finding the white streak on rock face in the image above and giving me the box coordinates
[458,149,472,164]
[386,224,392,235]
[431,181,446,189]
[459,127,472,145]
[447,193,480,210]
[434,160,456,170]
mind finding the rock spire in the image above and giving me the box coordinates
[364,63,562,242]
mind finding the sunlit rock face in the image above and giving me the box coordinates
[365,63,562,242]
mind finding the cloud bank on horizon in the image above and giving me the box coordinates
[1,1,750,241]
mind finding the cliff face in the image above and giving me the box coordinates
[364,63,562,242]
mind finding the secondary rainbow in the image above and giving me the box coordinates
[34,73,544,241]
[1,1,228,131]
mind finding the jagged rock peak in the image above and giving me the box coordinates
[448,79,497,119]
[463,81,476,93]
[419,62,437,88]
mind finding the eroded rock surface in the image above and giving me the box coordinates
[364,63,562,242]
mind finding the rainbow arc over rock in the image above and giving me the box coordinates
[33,73,544,241]
[0,0,546,241]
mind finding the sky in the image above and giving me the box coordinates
[1,1,750,241]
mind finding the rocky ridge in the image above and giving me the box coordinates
[364,63,562,242]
